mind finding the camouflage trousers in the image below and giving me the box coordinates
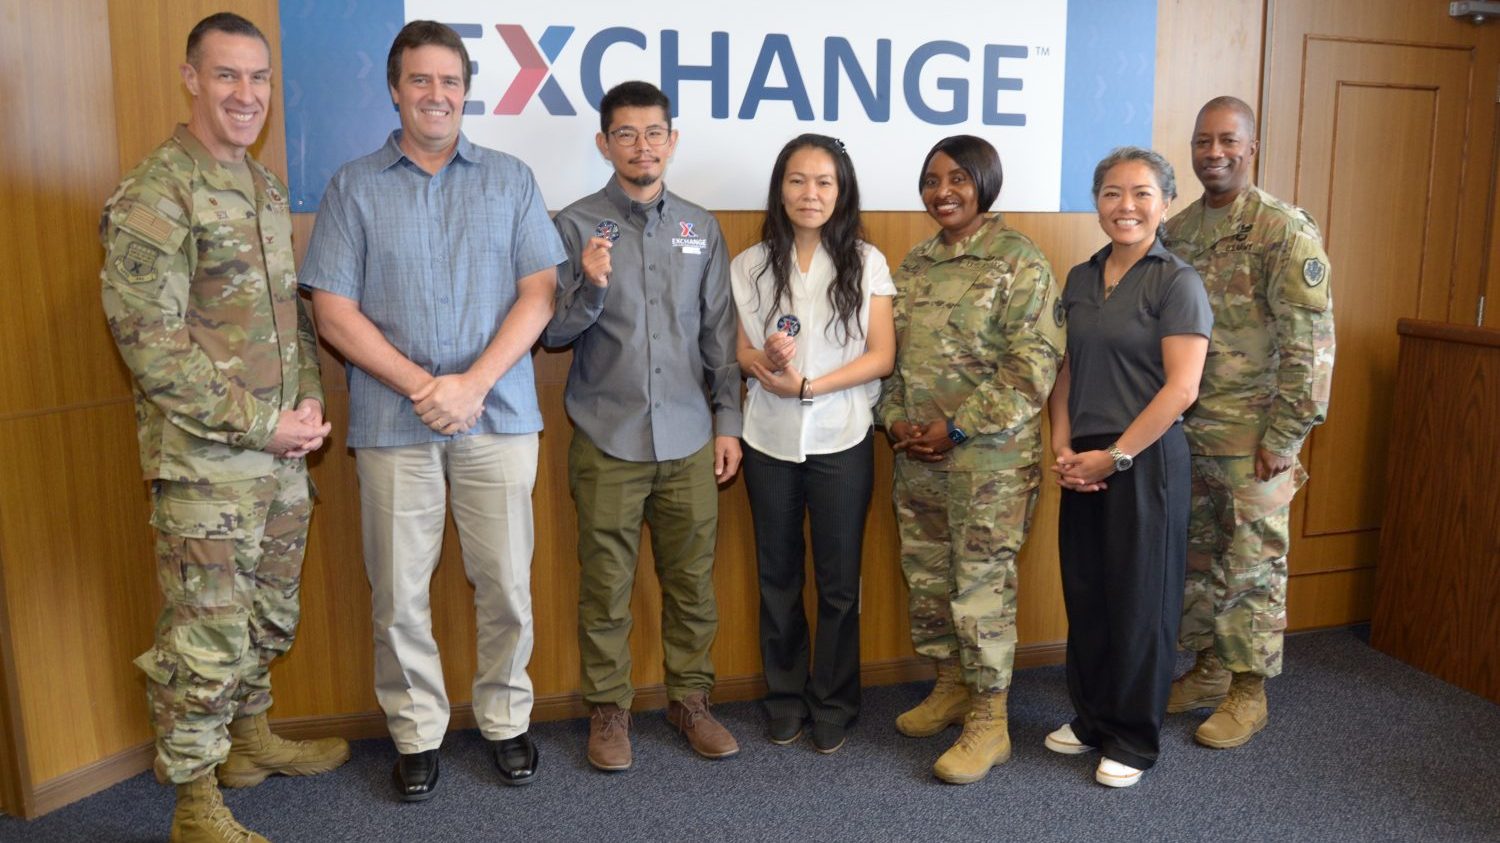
[893,461,1040,693]
[1180,454,1305,678]
[133,460,313,784]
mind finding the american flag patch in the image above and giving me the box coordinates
[123,203,176,246]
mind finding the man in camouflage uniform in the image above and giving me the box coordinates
[1163,96,1335,748]
[880,207,1065,784]
[100,13,348,842]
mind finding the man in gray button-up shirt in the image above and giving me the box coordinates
[544,81,742,772]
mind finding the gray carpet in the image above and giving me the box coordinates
[4,627,1498,842]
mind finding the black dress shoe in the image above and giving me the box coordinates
[811,721,846,754]
[768,716,804,745]
[493,733,539,786]
[394,749,439,801]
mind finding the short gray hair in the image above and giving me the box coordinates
[1090,146,1178,202]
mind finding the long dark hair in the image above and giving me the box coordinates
[754,134,866,344]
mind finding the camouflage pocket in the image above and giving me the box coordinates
[171,616,250,687]
[152,493,247,609]
[133,647,178,686]
[1229,460,1304,525]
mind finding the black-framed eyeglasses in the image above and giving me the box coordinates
[607,126,672,147]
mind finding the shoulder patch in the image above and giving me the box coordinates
[1303,257,1327,287]
[122,203,179,249]
[1053,297,1066,327]
[113,238,161,284]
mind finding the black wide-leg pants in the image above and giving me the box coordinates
[743,431,873,727]
[1058,425,1189,770]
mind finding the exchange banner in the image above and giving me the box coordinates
[280,0,1156,212]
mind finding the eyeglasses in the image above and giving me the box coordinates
[607,126,672,147]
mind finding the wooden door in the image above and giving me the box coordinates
[1261,2,1500,625]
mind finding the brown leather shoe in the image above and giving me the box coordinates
[667,691,739,759]
[588,704,632,771]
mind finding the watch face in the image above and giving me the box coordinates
[948,427,966,444]
[1116,455,1133,471]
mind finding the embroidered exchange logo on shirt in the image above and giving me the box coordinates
[672,219,709,254]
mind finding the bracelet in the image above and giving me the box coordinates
[799,377,814,406]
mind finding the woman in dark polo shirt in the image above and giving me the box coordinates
[1044,147,1212,788]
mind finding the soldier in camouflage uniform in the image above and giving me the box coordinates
[1162,96,1335,749]
[100,13,348,842]
[880,136,1065,784]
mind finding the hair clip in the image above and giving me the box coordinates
[832,137,847,156]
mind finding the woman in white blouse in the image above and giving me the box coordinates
[731,134,896,754]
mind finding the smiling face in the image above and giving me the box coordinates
[1096,159,1171,249]
[1191,105,1258,208]
[391,44,466,156]
[920,151,983,242]
[181,31,271,162]
[780,146,839,239]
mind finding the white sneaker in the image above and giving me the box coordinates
[1095,757,1144,788]
[1044,724,1095,755]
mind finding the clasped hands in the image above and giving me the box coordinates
[1051,446,1112,492]
[266,398,332,459]
[411,372,486,435]
[888,420,956,462]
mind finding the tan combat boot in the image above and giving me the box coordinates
[171,772,269,843]
[895,659,970,737]
[217,713,351,788]
[931,690,1010,784]
[1167,649,1231,713]
[1195,672,1268,748]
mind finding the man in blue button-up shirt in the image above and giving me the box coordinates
[545,81,742,772]
[301,21,564,798]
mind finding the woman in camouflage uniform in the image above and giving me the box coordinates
[880,135,1065,784]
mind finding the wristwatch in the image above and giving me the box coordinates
[946,419,968,446]
[1107,444,1133,472]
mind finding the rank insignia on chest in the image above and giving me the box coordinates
[1234,222,1254,242]
[1303,257,1327,286]
[114,240,159,283]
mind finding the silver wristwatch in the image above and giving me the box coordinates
[1107,444,1133,472]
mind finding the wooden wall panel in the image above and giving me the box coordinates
[0,0,130,417]
[0,0,1413,818]
[0,403,158,784]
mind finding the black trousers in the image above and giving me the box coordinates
[1058,425,1189,770]
[742,431,873,727]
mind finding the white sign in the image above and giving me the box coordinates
[410,1,1069,211]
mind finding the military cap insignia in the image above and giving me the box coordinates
[114,240,159,283]
[1303,257,1327,287]
[1053,298,1066,327]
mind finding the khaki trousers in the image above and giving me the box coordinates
[357,433,538,753]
